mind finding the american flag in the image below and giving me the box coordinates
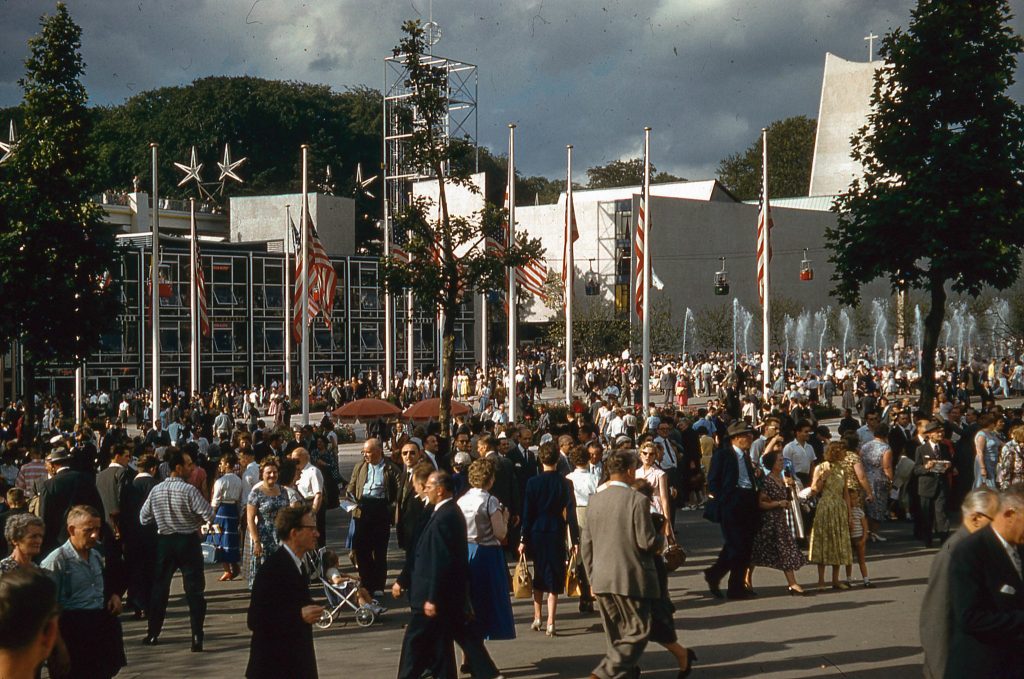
[633,189,647,319]
[291,213,335,342]
[756,186,773,306]
[496,189,548,301]
[196,246,209,336]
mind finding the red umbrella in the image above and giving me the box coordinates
[402,397,471,421]
[332,398,402,420]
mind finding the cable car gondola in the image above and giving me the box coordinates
[800,248,814,281]
[714,257,730,295]
[584,259,600,296]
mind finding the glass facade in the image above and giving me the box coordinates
[28,237,477,394]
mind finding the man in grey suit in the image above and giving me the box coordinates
[581,450,663,679]
[919,486,999,678]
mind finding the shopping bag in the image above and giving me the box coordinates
[565,553,581,597]
[512,554,533,599]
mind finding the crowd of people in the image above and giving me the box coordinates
[1,342,1024,677]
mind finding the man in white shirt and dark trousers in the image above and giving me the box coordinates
[291,448,326,548]
[140,448,215,651]
[782,420,816,487]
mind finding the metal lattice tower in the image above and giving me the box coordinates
[382,52,478,221]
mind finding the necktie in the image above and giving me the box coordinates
[1010,546,1023,580]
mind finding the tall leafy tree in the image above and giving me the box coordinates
[716,116,817,200]
[0,3,121,434]
[826,0,1024,414]
[380,20,543,436]
[585,158,682,189]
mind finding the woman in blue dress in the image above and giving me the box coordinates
[519,441,579,637]
[974,413,1005,488]
[208,452,243,580]
[245,458,293,589]
[457,458,516,641]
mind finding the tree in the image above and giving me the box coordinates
[630,296,679,355]
[543,276,631,359]
[716,116,817,200]
[0,3,121,435]
[694,303,731,352]
[826,0,1024,415]
[380,20,544,436]
[585,158,682,189]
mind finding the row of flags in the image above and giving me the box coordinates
[291,213,336,342]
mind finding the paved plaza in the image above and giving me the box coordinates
[116,490,933,679]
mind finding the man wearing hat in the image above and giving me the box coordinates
[36,448,104,557]
[703,421,761,600]
[913,420,953,547]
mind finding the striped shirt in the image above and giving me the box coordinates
[140,476,215,535]
[16,461,47,495]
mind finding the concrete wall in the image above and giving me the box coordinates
[809,53,881,196]
[229,193,355,255]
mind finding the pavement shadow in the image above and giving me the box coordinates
[500,652,607,678]
[682,599,891,630]
[693,645,920,676]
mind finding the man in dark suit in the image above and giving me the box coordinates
[397,470,471,679]
[947,485,1024,678]
[913,420,953,547]
[36,448,104,557]
[95,443,136,539]
[121,453,159,618]
[920,486,999,679]
[246,505,324,679]
[704,421,761,600]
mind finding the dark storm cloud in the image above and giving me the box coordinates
[2,0,1022,183]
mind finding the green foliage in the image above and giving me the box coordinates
[585,158,682,189]
[630,295,679,354]
[380,20,544,434]
[716,116,817,200]
[0,3,121,368]
[542,275,630,358]
[826,0,1024,412]
[694,303,731,351]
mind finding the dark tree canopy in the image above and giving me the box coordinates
[716,115,817,200]
[826,0,1024,414]
[0,3,121,429]
[585,158,683,189]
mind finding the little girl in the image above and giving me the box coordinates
[322,550,385,614]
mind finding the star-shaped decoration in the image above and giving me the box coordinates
[354,162,378,199]
[174,145,203,187]
[0,120,17,165]
[217,143,246,184]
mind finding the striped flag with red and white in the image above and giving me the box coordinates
[633,187,647,319]
[291,214,335,342]
[196,247,209,336]
[756,187,773,306]
[561,190,578,288]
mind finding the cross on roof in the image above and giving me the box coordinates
[865,32,879,62]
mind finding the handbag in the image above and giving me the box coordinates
[663,539,687,572]
[512,553,533,599]
[565,552,581,597]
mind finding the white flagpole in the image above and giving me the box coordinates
[189,197,199,397]
[761,128,771,399]
[507,123,517,424]
[150,143,160,427]
[481,295,488,376]
[565,145,574,405]
[641,127,652,412]
[284,204,293,400]
[406,287,414,379]
[300,145,310,425]
[74,364,83,426]
[383,210,394,399]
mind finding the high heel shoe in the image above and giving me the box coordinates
[788,586,809,596]
[530,619,542,632]
[545,623,555,637]
[678,648,697,678]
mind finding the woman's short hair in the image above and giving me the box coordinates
[569,445,589,468]
[259,457,280,472]
[0,570,57,650]
[468,459,495,489]
[761,451,779,471]
[4,512,44,547]
[978,413,996,429]
[220,451,238,468]
[874,422,890,439]
[538,441,560,466]
[1010,424,1024,444]
[275,505,313,542]
[824,441,847,464]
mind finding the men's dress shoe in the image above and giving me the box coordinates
[744,587,759,597]
[191,634,204,652]
[703,569,724,599]
[727,589,756,600]
[141,635,158,646]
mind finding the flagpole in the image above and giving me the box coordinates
[74,364,83,426]
[564,144,574,405]
[300,145,310,425]
[481,295,488,376]
[284,204,293,400]
[189,197,199,397]
[507,123,518,424]
[641,127,652,412]
[150,142,160,427]
[761,128,771,399]
[406,287,414,380]
[383,212,394,399]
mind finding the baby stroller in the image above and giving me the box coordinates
[307,547,384,629]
